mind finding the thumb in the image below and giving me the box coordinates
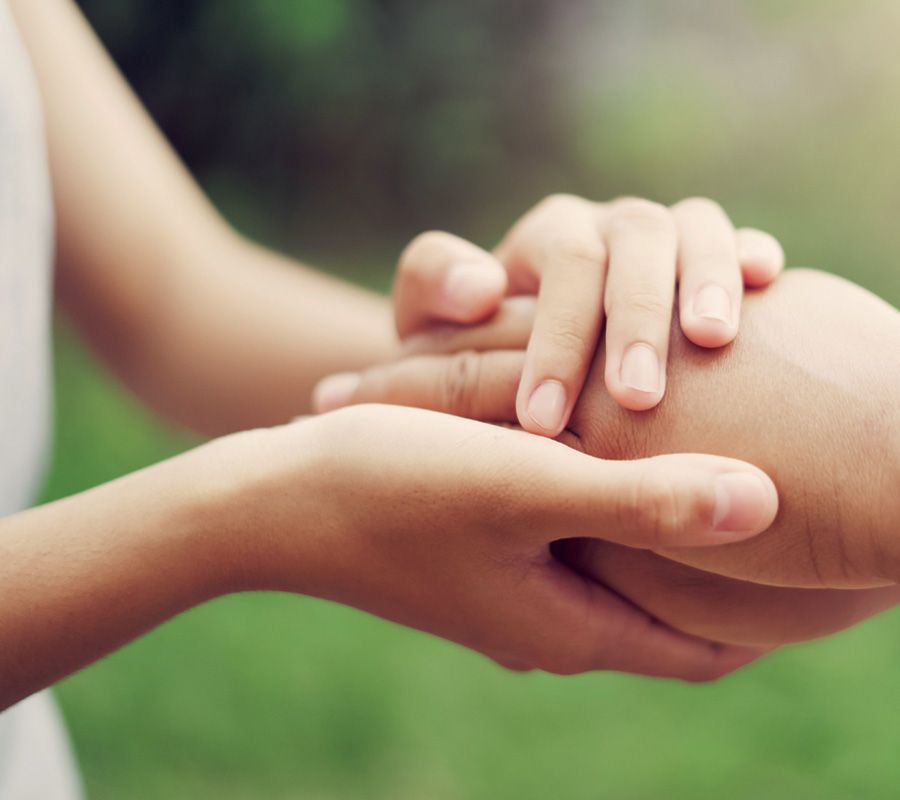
[515,442,779,549]
[394,231,507,337]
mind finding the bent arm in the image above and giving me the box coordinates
[565,269,900,590]
[553,269,900,647]
[570,270,900,608]
[10,0,395,436]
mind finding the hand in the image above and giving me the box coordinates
[302,270,900,645]
[316,195,783,433]
[218,404,779,679]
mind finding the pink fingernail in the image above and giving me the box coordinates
[525,380,567,434]
[620,344,660,393]
[313,373,361,413]
[693,284,732,324]
[713,473,771,534]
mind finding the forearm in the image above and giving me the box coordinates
[76,230,396,436]
[0,443,234,710]
[567,269,900,588]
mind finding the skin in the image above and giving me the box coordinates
[561,270,900,592]
[325,269,900,646]
[320,197,784,432]
[0,407,779,710]
[558,269,900,645]
[0,0,786,708]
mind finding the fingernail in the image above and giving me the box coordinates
[313,373,361,413]
[713,473,772,533]
[444,262,503,316]
[620,344,660,393]
[693,284,732,324]
[526,380,567,434]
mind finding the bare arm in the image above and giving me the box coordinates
[10,0,396,436]
[1,405,778,709]
[539,269,900,645]
[564,269,900,590]
[0,443,226,708]
[558,271,900,645]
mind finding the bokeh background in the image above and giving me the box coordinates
[46,0,900,797]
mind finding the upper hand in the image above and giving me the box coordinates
[319,195,783,434]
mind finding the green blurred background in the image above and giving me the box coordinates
[46,1,900,798]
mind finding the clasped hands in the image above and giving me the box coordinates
[303,193,900,679]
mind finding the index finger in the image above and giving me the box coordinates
[499,195,608,438]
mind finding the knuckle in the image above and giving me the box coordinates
[545,234,607,271]
[609,199,675,237]
[687,244,737,270]
[620,471,682,544]
[439,351,483,416]
[539,309,592,357]
[680,247,740,281]
[639,468,715,545]
[683,482,717,533]
[536,192,585,216]
[611,287,672,319]
[672,196,726,220]
[640,476,684,543]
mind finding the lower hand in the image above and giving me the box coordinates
[557,539,900,647]
[301,270,900,643]
[214,404,778,679]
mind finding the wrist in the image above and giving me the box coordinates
[187,421,334,597]
[112,439,255,606]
